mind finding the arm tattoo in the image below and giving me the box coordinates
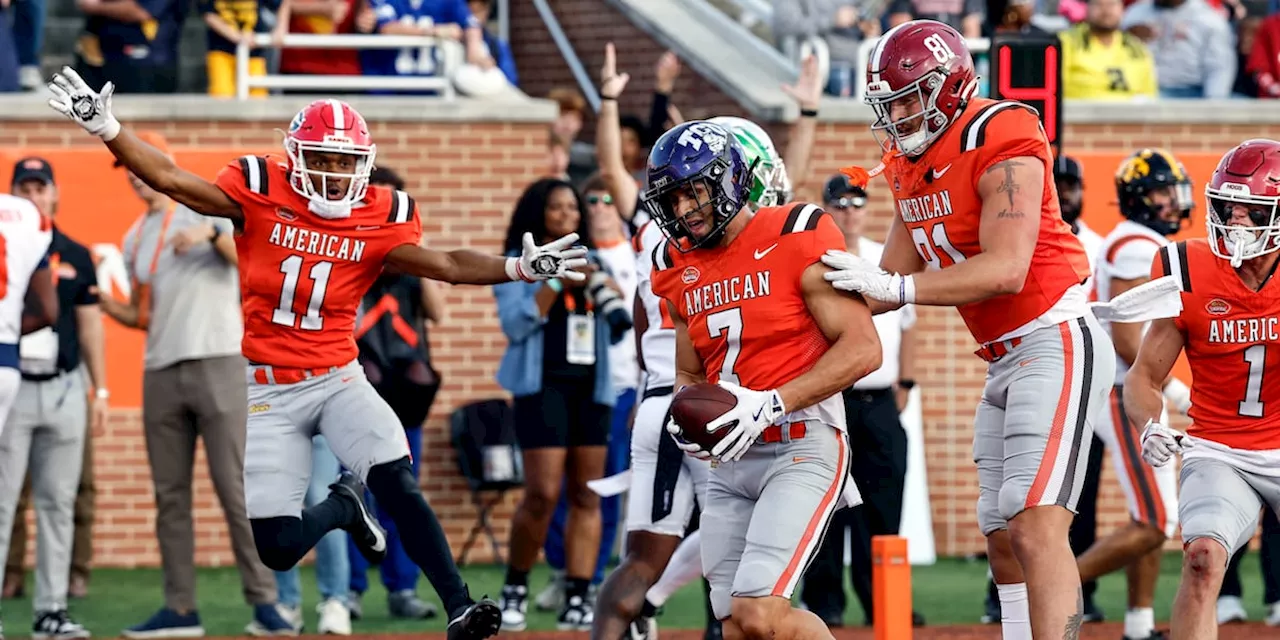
[997,210,1026,220]
[1063,587,1084,639]
[985,159,1024,210]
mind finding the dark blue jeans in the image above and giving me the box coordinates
[348,425,422,594]
[13,0,42,67]
[542,388,635,584]
[0,9,20,92]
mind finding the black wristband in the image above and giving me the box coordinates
[800,108,819,118]
[897,379,916,390]
[601,94,618,101]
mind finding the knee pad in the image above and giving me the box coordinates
[366,456,417,502]
[251,516,306,572]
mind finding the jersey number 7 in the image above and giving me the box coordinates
[272,254,332,331]
[707,307,743,385]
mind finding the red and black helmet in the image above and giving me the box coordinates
[1205,139,1280,267]
[864,20,978,157]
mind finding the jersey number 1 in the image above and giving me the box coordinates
[273,255,332,331]
[1239,344,1266,418]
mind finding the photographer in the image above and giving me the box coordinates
[493,178,630,631]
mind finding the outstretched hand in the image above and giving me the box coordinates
[509,232,590,282]
[600,43,630,100]
[47,66,121,141]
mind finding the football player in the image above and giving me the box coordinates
[822,20,1116,638]
[1125,138,1280,640]
[1074,148,1193,640]
[45,67,586,640]
[645,120,878,640]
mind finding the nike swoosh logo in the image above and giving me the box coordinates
[932,165,952,179]
[753,405,766,421]
[754,243,778,260]
[355,225,380,231]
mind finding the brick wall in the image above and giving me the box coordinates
[5,116,1277,570]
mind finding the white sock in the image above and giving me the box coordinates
[996,583,1032,640]
[1125,607,1154,639]
[645,530,703,607]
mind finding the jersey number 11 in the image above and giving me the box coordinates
[272,255,332,330]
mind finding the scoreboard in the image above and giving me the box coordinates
[988,32,1064,158]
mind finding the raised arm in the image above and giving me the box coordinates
[780,55,822,188]
[46,68,243,222]
[776,263,882,412]
[597,43,639,221]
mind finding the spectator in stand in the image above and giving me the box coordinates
[991,0,1051,34]
[12,0,42,90]
[1246,11,1280,98]
[467,0,516,85]
[772,0,881,97]
[548,87,596,187]
[1233,13,1261,97]
[200,0,290,98]
[278,0,364,89]
[1060,0,1158,100]
[0,5,21,93]
[356,0,493,94]
[1122,0,1236,98]
[546,131,572,182]
[97,131,292,639]
[72,0,186,93]
[889,0,984,37]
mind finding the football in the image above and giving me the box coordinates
[669,383,739,451]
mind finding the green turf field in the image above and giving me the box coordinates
[0,553,1269,635]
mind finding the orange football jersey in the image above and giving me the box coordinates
[882,98,1092,345]
[1157,239,1280,450]
[215,155,422,369]
[650,203,842,394]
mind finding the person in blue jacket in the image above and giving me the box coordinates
[493,178,629,632]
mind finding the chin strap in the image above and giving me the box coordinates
[308,197,353,219]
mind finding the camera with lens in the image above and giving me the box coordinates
[586,265,633,343]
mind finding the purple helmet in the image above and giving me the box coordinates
[640,121,755,251]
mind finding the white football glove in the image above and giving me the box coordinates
[47,66,121,141]
[820,250,915,305]
[707,380,786,463]
[665,416,713,461]
[505,232,589,282]
[1140,419,1194,467]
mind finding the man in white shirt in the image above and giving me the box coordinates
[799,174,923,628]
[0,194,56,436]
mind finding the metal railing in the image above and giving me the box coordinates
[531,0,600,112]
[234,33,458,101]
[851,36,991,103]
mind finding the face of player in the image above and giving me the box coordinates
[1145,185,1185,226]
[13,179,57,217]
[887,92,926,138]
[1056,177,1082,224]
[304,151,358,200]
[1087,0,1123,31]
[1214,200,1272,234]
[668,181,717,241]
[544,185,580,241]
[827,194,866,239]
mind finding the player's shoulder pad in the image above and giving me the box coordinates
[958,100,1041,155]
[776,202,828,236]
[229,154,273,197]
[384,189,417,224]
[651,238,676,273]
[1155,240,1193,292]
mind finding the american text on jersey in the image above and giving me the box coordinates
[897,190,955,223]
[1209,317,1280,344]
[683,271,771,317]
[268,222,368,262]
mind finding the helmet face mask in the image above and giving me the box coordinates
[284,100,377,218]
[640,122,754,251]
[1204,139,1280,268]
[864,20,978,158]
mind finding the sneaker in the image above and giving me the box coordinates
[1269,602,1280,626]
[316,599,352,636]
[557,594,594,631]
[276,605,303,633]
[122,608,205,639]
[1082,596,1105,623]
[1218,595,1248,624]
[33,610,90,639]
[628,615,656,640]
[388,590,439,619]
[345,592,363,621]
[329,473,386,565]
[534,570,564,612]
[499,584,528,631]
[246,604,299,636]
[446,598,501,640]
[1124,632,1168,640]
[980,591,1001,624]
